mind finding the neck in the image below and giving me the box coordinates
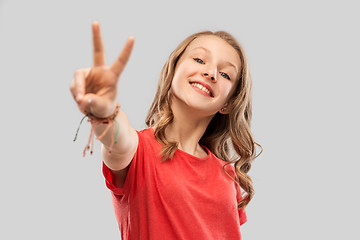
[165,98,214,157]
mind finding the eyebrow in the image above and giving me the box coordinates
[190,46,238,72]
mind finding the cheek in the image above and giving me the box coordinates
[220,83,234,99]
[172,66,184,85]
[171,65,190,88]
[170,74,185,97]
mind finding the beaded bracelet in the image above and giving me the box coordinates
[73,103,120,157]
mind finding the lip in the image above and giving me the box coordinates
[189,81,214,97]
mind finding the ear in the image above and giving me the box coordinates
[219,102,231,115]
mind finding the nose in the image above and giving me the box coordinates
[203,68,217,82]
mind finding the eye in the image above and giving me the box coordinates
[193,58,204,64]
[220,72,230,80]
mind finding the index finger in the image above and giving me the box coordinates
[92,21,105,66]
[110,36,135,76]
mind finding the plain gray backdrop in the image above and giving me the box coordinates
[1,0,359,239]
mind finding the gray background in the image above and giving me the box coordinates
[1,0,359,239]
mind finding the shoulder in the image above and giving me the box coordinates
[137,127,158,145]
[137,127,155,140]
[135,127,161,156]
[205,148,237,177]
[204,147,233,167]
[137,127,152,135]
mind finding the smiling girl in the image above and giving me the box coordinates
[70,22,261,240]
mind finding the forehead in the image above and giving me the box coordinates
[185,35,241,68]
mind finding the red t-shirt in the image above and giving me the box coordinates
[103,128,247,240]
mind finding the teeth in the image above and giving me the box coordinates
[191,83,211,96]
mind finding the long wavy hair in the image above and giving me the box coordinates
[145,31,262,209]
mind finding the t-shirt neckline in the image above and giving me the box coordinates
[148,127,212,161]
[175,146,211,161]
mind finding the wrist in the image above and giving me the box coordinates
[87,103,120,123]
[74,102,121,157]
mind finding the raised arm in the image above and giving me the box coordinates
[70,22,138,175]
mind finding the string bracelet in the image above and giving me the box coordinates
[73,103,121,157]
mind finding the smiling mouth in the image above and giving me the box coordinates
[189,82,214,97]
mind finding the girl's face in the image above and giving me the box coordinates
[171,35,241,116]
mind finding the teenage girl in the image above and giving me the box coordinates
[70,21,261,240]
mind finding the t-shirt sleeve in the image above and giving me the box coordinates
[232,167,248,226]
[223,163,248,226]
[102,130,142,196]
[238,206,247,226]
[102,162,127,195]
[235,181,248,225]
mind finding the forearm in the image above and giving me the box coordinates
[91,108,138,171]
[93,108,136,154]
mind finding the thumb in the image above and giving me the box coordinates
[79,93,116,118]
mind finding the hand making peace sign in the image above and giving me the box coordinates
[70,22,135,118]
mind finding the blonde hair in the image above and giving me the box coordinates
[145,31,262,209]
